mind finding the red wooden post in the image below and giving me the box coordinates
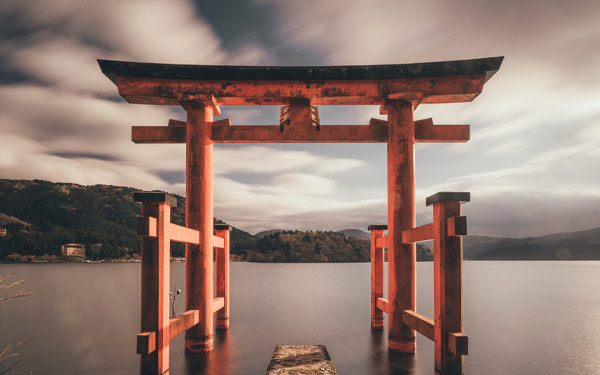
[215,224,231,330]
[386,99,416,353]
[429,192,469,375]
[368,225,387,330]
[135,192,176,375]
[184,102,215,353]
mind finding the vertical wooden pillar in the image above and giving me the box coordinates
[369,225,386,330]
[184,102,214,353]
[136,192,174,375]
[215,224,231,330]
[430,192,468,375]
[386,99,416,353]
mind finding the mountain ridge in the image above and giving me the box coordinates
[1,179,598,261]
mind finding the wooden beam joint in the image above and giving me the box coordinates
[137,331,156,355]
[213,235,225,249]
[168,119,185,126]
[375,235,388,248]
[169,310,200,341]
[402,223,434,244]
[212,118,231,127]
[132,125,185,144]
[376,298,389,313]
[448,332,468,355]
[369,118,388,127]
[137,216,157,237]
[402,309,435,341]
[414,118,470,143]
[137,309,200,355]
[169,223,200,245]
[447,216,468,237]
[212,297,224,313]
[178,94,221,115]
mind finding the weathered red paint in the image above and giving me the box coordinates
[370,229,385,330]
[139,201,170,374]
[184,102,215,353]
[386,99,417,353]
[137,309,201,355]
[169,310,200,341]
[414,118,470,143]
[109,56,501,374]
[215,227,230,330]
[131,118,468,144]
[402,223,434,244]
[401,309,435,341]
[433,201,464,374]
[114,74,488,106]
[376,298,390,313]
[132,124,389,144]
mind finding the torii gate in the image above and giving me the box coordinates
[99,56,503,375]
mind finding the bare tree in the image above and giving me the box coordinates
[0,273,34,374]
[0,273,33,302]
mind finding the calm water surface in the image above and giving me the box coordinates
[1,261,600,375]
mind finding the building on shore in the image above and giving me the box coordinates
[61,243,86,257]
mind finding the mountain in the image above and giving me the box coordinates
[337,229,370,240]
[0,179,252,260]
[0,179,417,262]
[254,229,284,238]
[2,179,598,262]
[463,228,600,260]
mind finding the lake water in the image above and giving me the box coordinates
[1,261,599,375]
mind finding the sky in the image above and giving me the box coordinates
[0,0,599,237]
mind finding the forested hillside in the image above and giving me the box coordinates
[0,179,432,262]
[3,179,597,262]
[0,179,252,260]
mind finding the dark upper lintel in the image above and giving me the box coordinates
[368,224,388,231]
[97,57,504,84]
[426,192,470,206]
[134,191,178,207]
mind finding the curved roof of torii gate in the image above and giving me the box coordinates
[98,56,503,106]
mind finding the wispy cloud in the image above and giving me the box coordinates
[0,0,598,237]
[214,146,367,175]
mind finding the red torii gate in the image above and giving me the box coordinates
[99,56,502,375]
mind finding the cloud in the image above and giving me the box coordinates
[0,0,274,200]
[50,152,122,162]
[0,0,226,62]
[414,127,600,237]
[214,146,367,175]
[213,175,388,234]
[0,36,117,96]
[261,173,337,195]
[250,0,600,237]
[0,82,184,189]
[1,0,598,237]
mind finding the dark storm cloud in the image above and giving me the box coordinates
[51,152,122,162]
[154,170,186,185]
[193,0,324,65]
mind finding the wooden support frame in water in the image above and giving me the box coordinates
[134,192,230,374]
[369,191,470,375]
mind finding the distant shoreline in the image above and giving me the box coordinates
[2,257,599,264]
[0,256,240,264]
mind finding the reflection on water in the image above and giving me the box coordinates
[1,262,600,375]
